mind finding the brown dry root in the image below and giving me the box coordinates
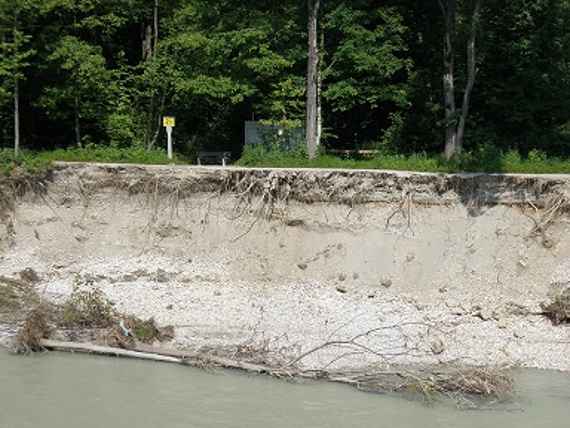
[0,276,41,323]
[0,169,51,214]
[317,365,514,408]
[385,188,415,233]
[541,289,570,325]
[1,170,51,248]
[400,367,513,399]
[524,192,570,247]
[220,171,296,241]
[14,304,52,353]
[223,170,293,222]
[317,366,514,406]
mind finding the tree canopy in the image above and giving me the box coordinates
[0,0,569,159]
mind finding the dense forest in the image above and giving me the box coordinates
[1,0,570,162]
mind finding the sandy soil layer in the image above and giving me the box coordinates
[1,163,570,370]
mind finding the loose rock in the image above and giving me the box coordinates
[430,338,445,355]
[336,286,348,294]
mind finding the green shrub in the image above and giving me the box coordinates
[237,144,570,174]
[0,149,52,176]
[37,145,183,164]
[105,112,138,147]
[0,145,191,176]
[62,287,117,328]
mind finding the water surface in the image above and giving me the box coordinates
[1,351,569,428]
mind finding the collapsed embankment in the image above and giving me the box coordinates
[1,162,570,377]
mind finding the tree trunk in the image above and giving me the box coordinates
[440,0,483,160]
[317,70,322,148]
[316,31,324,147]
[142,24,153,60]
[13,13,20,158]
[306,0,320,160]
[153,0,159,55]
[74,97,82,148]
[144,0,160,151]
[148,93,166,150]
[14,77,20,158]
[439,0,458,160]
[456,0,482,150]
[1,34,5,149]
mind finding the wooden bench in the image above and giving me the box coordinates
[327,149,380,158]
[197,151,232,167]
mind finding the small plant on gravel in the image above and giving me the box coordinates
[62,287,117,328]
[0,283,20,312]
[122,316,174,343]
[0,277,40,322]
[14,304,52,353]
[541,289,570,325]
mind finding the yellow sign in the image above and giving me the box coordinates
[163,116,176,127]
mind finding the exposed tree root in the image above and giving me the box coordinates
[522,192,570,247]
[385,189,415,234]
[0,170,51,247]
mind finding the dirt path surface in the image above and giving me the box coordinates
[1,163,570,370]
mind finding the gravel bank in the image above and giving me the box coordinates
[1,163,569,370]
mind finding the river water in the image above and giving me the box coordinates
[1,351,569,428]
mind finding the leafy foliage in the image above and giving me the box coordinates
[62,285,116,329]
[0,0,568,165]
[238,144,570,174]
[0,146,184,176]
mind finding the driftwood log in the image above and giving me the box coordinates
[40,339,283,374]
[39,339,513,406]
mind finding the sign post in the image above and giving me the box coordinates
[163,116,176,160]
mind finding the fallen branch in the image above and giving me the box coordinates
[38,339,513,407]
[40,339,182,364]
[40,339,283,374]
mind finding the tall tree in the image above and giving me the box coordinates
[0,0,35,156]
[39,36,112,147]
[145,0,162,149]
[306,0,320,159]
[0,0,568,159]
[321,2,411,149]
[439,0,483,159]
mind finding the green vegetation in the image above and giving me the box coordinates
[62,287,117,329]
[0,146,185,176]
[0,278,27,313]
[541,289,570,325]
[238,145,570,174]
[12,276,175,352]
[0,149,51,175]
[1,144,569,175]
[37,146,184,165]
[0,1,569,172]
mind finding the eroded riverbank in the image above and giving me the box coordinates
[1,163,570,376]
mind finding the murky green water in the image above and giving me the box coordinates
[1,351,569,428]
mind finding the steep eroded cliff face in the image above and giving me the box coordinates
[1,163,570,370]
